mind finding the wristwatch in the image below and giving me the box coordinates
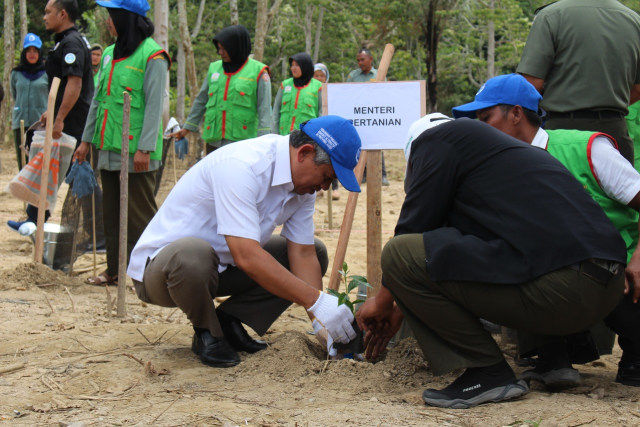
[139,150,150,154]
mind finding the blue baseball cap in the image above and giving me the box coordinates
[96,0,150,16]
[452,73,542,119]
[23,33,42,49]
[300,116,362,193]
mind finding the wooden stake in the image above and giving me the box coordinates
[117,92,131,318]
[34,77,61,264]
[91,146,97,277]
[20,120,26,211]
[328,43,395,292]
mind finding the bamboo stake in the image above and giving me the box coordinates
[34,77,61,264]
[117,92,131,317]
[328,43,395,292]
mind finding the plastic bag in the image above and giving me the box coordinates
[7,131,76,211]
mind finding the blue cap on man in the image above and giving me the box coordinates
[96,0,150,16]
[300,115,362,193]
[452,73,542,119]
[23,33,42,49]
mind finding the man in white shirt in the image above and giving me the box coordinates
[128,115,362,368]
[452,73,640,388]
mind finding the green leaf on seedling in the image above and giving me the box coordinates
[344,301,354,312]
[327,289,341,298]
[353,299,365,305]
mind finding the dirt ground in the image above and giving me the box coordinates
[0,147,639,426]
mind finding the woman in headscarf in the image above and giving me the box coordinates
[74,0,170,286]
[175,25,272,154]
[272,52,323,135]
[10,33,48,170]
[313,62,329,84]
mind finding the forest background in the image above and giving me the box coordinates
[1,0,640,150]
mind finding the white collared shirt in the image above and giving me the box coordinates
[532,127,640,205]
[127,134,316,281]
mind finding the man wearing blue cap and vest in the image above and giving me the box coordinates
[74,0,170,286]
[128,115,362,368]
[452,73,640,389]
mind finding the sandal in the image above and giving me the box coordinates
[86,271,118,286]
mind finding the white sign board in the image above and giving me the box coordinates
[325,81,425,150]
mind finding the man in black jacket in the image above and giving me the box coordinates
[357,117,626,408]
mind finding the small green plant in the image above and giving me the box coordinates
[327,262,372,314]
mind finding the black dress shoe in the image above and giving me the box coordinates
[217,310,268,353]
[616,360,640,387]
[191,330,240,368]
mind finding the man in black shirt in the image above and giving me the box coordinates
[356,117,626,408]
[43,0,93,141]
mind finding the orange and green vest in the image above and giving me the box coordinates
[547,129,639,262]
[626,101,640,173]
[278,77,322,135]
[92,38,168,160]
[202,59,269,143]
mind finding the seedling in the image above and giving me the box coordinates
[328,262,372,314]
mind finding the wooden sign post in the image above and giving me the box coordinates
[327,44,395,293]
[34,77,61,264]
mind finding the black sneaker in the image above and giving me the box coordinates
[422,360,529,409]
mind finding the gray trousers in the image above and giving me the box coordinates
[381,234,624,375]
[134,235,328,337]
[546,115,633,163]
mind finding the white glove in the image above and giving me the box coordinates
[307,292,356,344]
[312,319,337,357]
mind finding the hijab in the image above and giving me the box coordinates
[108,8,155,60]
[213,25,252,73]
[13,47,46,81]
[289,52,314,87]
[313,63,330,83]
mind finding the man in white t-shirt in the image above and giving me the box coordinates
[128,115,362,368]
[453,73,640,388]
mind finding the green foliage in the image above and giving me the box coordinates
[327,262,371,314]
[507,419,542,427]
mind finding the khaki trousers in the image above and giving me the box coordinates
[134,235,328,337]
[381,234,624,375]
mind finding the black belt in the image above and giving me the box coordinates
[568,258,621,285]
[547,110,624,120]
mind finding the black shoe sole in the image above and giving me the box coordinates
[520,367,581,390]
[423,380,529,409]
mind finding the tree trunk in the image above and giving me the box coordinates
[1,0,16,149]
[254,0,268,61]
[230,0,239,25]
[19,0,27,42]
[154,0,170,127]
[191,0,206,38]
[486,0,495,80]
[254,0,284,61]
[177,0,199,103]
[424,0,440,112]
[312,7,324,62]
[304,5,315,53]
[176,44,185,122]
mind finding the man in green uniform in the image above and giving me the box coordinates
[453,73,640,388]
[174,25,271,154]
[517,0,640,163]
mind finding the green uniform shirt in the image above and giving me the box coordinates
[547,129,639,262]
[272,77,322,135]
[82,39,169,172]
[184,59,271,147]
[347,67,378,83]
[517,0,640,115]
[626,101,640,173]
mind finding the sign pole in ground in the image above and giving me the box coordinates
[117,92,131,318]
[328,44,395,292]
[34,77,61,264]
